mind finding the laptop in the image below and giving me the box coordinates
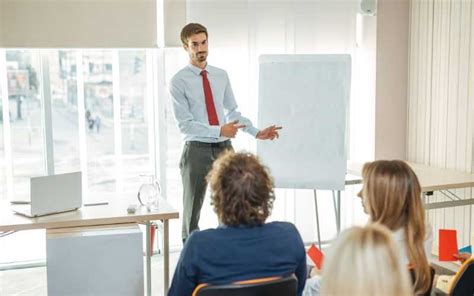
[12,172,82,218]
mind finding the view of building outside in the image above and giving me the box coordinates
[82,50,117,195]
[2,50,46,263]
[50,49,151,198]
[0,49,157,264]
[119,50,152,194]
[6,50,45,199]
[49,50,81,175]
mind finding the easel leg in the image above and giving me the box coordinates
[314,190,322,250]
[334,190,341,234]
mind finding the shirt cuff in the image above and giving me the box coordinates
[209,126,221,138]
[246,126,260,138]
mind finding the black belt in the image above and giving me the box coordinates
[186,140,232,148]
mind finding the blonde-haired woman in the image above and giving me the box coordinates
[359,160,432,294]
[321,224,413,296]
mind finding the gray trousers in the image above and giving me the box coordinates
[180,140,233,241]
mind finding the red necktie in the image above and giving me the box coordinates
[201,70,219,126]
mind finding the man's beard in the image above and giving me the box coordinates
[196,52,207,61]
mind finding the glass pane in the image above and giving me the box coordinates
[6,50,45,199]
[0,77,5,200]
[2,50,46,264]
[83,50,116,195]
[49,50,80,174]
[119,50,152,193]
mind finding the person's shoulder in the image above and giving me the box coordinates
[266,222,305,250]
[207,65,227,76]
[266,221,300,234]
[186,228,220,244]
[171,66,192,84]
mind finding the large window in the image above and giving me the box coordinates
[0,49,157,264]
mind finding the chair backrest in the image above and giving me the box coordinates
[193,275,298,296]
[408,266,436,296]
[450,258,474,296]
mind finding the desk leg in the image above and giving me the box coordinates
[145,222,152,296]
[164,219,170,295]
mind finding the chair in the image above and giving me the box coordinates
[408,266,436,296]
[450,257,474,296]
[192,275,298,296]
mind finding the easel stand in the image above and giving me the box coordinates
[313,189,342,250]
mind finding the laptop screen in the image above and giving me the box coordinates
[30,172,82,216]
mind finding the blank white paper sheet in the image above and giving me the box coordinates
[257,54,351,190]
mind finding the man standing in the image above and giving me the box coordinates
[170,23,281,242]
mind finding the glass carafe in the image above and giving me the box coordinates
[137,175,160,210]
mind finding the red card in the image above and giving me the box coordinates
[439,229,458,261]
[308,244,324,269]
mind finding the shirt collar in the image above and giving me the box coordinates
[187,63,210,76]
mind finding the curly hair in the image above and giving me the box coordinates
[206,151,275,226]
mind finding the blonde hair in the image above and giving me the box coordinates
[321,224,413,296]
[361,160,431,294]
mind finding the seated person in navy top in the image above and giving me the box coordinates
[168,151,307,296]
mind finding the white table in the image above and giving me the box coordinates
[0,197,179,296]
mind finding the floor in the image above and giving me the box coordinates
[0,251,181,296]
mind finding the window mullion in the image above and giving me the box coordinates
[76,51,88,194]
[39,50,55,176]
[112,50,123,193]
[0,49,14,200]
[146,49,156,175]
[154,48,167,199]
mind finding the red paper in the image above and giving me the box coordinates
[308,244,324,269]
[439,229,458,261]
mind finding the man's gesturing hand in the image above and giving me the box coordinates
[220,120,246,138]
[256,125,282,140]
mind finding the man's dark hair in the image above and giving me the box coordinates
[180,23,208,45]
[207,151,275,226]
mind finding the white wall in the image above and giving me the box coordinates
[375,0,410,160]
[408,0,474,249]
[352,13,376,161]
[351,0,411,162]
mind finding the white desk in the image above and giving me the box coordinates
[310,162,474,249]
[348,161,474,209]
[0,197,179,296]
